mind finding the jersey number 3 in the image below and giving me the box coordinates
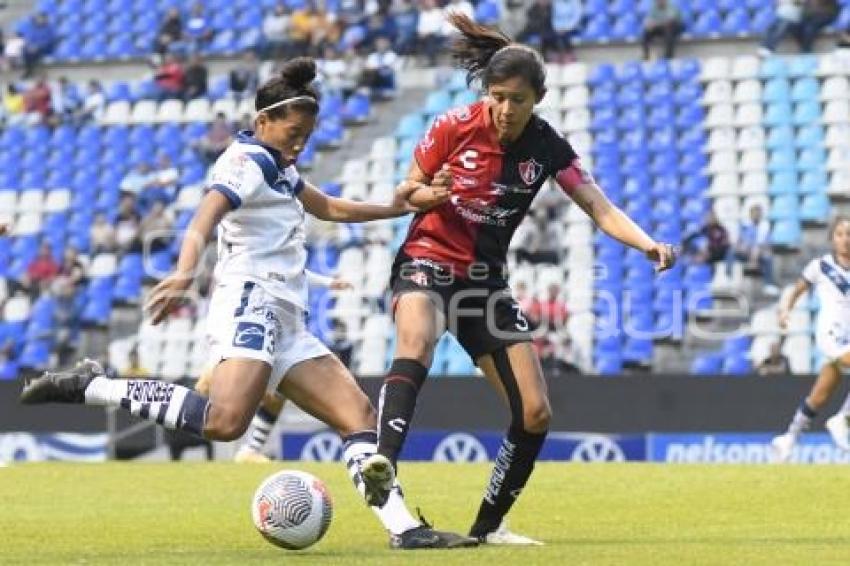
[459,149,479,170]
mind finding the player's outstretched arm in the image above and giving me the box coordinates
[298,180,445,223]
[146,190,231,324]
[571,181,677,272]
[778,278,811,329]
[403,161,453,211]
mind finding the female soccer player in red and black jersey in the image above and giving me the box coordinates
[361,14,677,544]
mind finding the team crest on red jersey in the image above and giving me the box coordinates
[518,158,543,185]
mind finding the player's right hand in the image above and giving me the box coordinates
[145,272,192,325]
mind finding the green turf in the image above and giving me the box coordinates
[1,462,850,565]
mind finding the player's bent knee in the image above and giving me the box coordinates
[523,402,552,433]
[396,331,436,364]
[205,406,251,441]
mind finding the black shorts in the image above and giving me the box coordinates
[390,257,533,361]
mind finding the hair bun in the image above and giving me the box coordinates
[279,57,317,90]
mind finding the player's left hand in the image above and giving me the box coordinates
[393,180,449,213]
[646,242,677,273]
[329,276,353,290]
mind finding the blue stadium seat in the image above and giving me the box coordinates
[766,125,794,150]
[424,91,452,115]
[799,171,828,194]
[581,14,611,42]
[771,219,802,245]
[474,0,500,25]
[795,125,824,148]
[587,63,615,87]
[341,93,371,124]
[800,193,830,223]
[762,78,791,103]
[769,195,800,220]
[691,10,722,37]
[18,340,52,370]
[767,150,797,174]
[721,8,750,35]
[791,78,820,102]
[764,102,794,126]
[612,13,641,39]
[723,355,752,375]
[623,338,653,365]
[596,354,624,375]
[789,55,818,78]
[793,101,821,125]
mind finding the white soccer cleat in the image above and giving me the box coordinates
[482,521,543,546]
[770,433,796,463]
[826,414,850,451]
[234,446,272,463]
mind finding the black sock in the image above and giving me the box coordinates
[469,426,547,539]
[377,358,428,468]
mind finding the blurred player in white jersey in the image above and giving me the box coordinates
[21,57,475,549]
[772,217,850,462]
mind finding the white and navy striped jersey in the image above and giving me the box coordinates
[802,253,850,352]
[208,131,308,310]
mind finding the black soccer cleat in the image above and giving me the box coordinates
[19,359,104,405]
[360,453,395,508]
[390,525,479,550]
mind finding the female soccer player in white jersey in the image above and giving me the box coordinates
[20,58,475,549]
[772,217,850,462]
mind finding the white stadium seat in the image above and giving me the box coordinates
[827,147,850,172]
[741,172,769,195]
[237,98,254,118]
[567,130,592,155]
[828,171,850,197]
[701,57,731,81]
[561,85,589,109]
[823,101,850,125]
[44,189,71,213]
[370,137,397,159]
[563,108,590,132]
[212,98,237,121]
[560,62,589,86]
[708,173,739,197]
[737,126,765,150]
[13,213,42,235]
[0,191,17,212]
[367,158,395,183]
[750,334,780,365]
[156,99,185,123]
[100,101,131,125]
[739,149,768,173]
[708,151,738,174]
[705,104,735,128]
[89,253,118,277]
[783,335,813,374]
[175,185,203,210]
[731,55,760,80]
[734,103,763,127]
[703,80,733,105]
[130,100,158,123]
[707,127,735,152]
[816,52,850,77]
[3,295,31,321]
[750,307,779,335]
[733,79,762,103]
[825,124,850,148]
[341,159,368,180]
[184,98,212,122]
[16,190,44,212]
[820,76,849,101]
[341,182,368,201]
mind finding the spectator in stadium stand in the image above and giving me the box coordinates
[24,76,52,124]
[233,112,253,132]
[90,213,117,254]
[539,336,581,375]
[142,153,180,209]
[528,282,569,332]
[513,210,559,264]
[364,13,397,50]
[192,112,233,164]
[78,79,106,122]
[683,210,730,269]
[760,0,838,55]
[442,0,475,32]
[797,0,839,52]
[56,246,86,290]
[289,3,317,56]
[183,54,209,100]
[758,341,792,376]
[840,26,850,48]
[154,54,186,101]
[641,0,684,61]
[185,2,214,53]
[22,12,55,78]
[120,162,155,198]
[417,0,446,66]
[362,37,399,99]
[341,48,366,98]
[53,277,82,366]
[262,3,292,59]
[518,0,559,60]
[3,31,24,72]
[154,8,183,58]
[229,52,260,103]
[138,200,173,254]
[52,76,81,123]
[328,320,354,369]
[122,349,151,379]
[759,0,805,56]
[3,84,25,125]
[551,0,581,63]
[23,242,60,296]
[116,194,142,254]
[726,204,779,296]
[393,0,419,55]
[309,6,342,56]
[317,45,347,96]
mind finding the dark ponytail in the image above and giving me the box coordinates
[255,57,321,119]
[447,12,546,97]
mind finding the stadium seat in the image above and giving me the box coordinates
[691,353,723,374]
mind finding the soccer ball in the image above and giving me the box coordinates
[251,470,333,550]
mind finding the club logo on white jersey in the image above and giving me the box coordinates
[233,322,265,350]
[518,158,543,185]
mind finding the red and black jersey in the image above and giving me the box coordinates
[400,100,591,285]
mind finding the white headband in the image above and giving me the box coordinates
[258,95,316,114]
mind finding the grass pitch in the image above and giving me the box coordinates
[1,462,849,565]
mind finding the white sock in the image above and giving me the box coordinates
[787,402,816,438]
[245,407,277,452]
[342,431,420,536]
